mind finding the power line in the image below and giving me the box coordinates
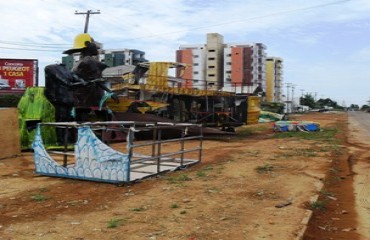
[0,46,61,52]
[0,40,69,47]
[0,41,67,50]
[110,0,351,41]
[0,0,350,51]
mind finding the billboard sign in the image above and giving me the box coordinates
[0,59,38,89]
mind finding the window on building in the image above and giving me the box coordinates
[193,71,199,74]
[226,62,232,65]
[208,57,215,60]
[193,55,199,58]
[208,49,216,52]
[193,63,199,66]
[208,66,215,69]
[208,74,215,77]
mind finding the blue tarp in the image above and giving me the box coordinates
[274,121,320,132]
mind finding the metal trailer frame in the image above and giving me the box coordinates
[33,121,203,184]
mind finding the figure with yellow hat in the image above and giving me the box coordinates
[44,33,118,143]
[63,33,119,121]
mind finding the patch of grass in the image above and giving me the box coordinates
[236,128,253,138]
[31,194,48,202]
[39,187,49,192]
[295,149,317,157]
[206,186,221,194]
[203,166,214,171]
[332,145,343,156]
[329,167,339,173]
[276,148,318,159]
[274,127,338,141]
[319,189,335,197]
[167,174,192,184]
[255,164,274,174]
[245,150,261,157]
[235,125,270,139]
[277,153,295,158]
[130,207,146,212]
[318,146,332,152]
[171,203,179,209]
[196,171,207,177]
[107,218,125,228]
[308,200,327,211]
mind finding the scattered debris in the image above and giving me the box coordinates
[327,196,337,201]
[342,228,355,232]
[341,210,349,214]
[275,200,292,208]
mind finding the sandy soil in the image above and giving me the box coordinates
[0,112,358,240]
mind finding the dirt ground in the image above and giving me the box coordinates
[0,112,358,240]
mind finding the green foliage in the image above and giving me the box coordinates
[300,94,316,109]
[171,203,179,209]
[0,94,22,107]
[167,174,192,184]
[31,194,47,202]
[316,98,339,108]
[107,218,125,228]
[275,127,338,142]
[308,200,327,211]
[196,170,206,177]
[361,104,370,111]
[349,104,359,110]
[261,102,285,114]
[130,207,146,212]
[319,189,335,197]
[255,164,274,173]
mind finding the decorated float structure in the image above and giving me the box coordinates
[33,121,202,183]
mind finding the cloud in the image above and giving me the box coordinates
[0,0,369,106]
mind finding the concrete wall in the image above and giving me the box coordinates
[0,108,21,159]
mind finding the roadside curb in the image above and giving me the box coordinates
[295,181,324,240]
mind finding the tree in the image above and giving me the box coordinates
[361,104,370,111]
[316,98,337,108]
[300,93,316,109]
[350,104,359,110]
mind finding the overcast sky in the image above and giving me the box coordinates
[0,0,369,106]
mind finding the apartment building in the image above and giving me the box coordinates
[223,43,266,94]
[177,33,267,94]
[266,57,284,103]
[177,33,224,91]
[62,48,147,70]
[176,44,207,89]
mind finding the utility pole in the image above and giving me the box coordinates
[291,84,296,113]
[75,10,101,33]
[299,89,304,106]
[286,83,291,113]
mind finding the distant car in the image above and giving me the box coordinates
[0,82,11,90]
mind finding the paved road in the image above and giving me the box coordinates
[348,111,370,240]
[349,111,370,144]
